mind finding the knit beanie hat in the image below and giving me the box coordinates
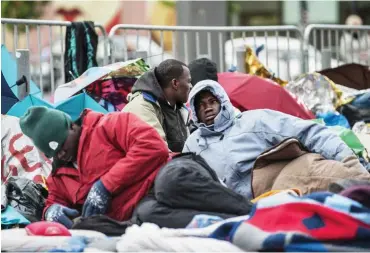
[188,58,218,86]
[19,106,72,158]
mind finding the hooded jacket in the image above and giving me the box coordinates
[123,69,189,152]
[183,80,356,199]
[44,109,169,221]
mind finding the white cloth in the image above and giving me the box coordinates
[1,115,52,184]
[1,228,106,252]
[116,223,244,252]
[339,32,370,64]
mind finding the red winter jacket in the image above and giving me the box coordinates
[44,109,169,221]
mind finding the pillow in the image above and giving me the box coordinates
[25,221,71,236]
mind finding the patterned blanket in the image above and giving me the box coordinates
[210,192,370,251]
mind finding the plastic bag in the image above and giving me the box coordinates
[313,119,366,158]
[337,103,370,127]
[6,177,48,222]
[1,205,30,228]
[353,121,370,135]
[330,126,367,157]
[316,111,350,129]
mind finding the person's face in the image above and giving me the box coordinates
[173,66,192,104]
[195,91,221,126]
[101,80,115,95]
[56,123,81,163]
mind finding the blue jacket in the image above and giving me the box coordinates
[183,80,355,199]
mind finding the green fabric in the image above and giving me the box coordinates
[329,126,365,156]
[312,118,365,157]
[19,106,72,158]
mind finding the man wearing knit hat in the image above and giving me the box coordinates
[188,57,219,87]
[20,106,169,228]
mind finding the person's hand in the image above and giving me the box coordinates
[45,204,79,229]
[82,180,111,218]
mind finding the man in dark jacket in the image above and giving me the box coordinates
[123,59,192,152]
[188,57,218,86]
[19,106,169,228]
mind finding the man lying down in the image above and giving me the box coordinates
[183,79,370,199]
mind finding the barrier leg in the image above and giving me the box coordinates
[16,49,30,100]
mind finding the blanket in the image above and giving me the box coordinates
[210,192,370,251]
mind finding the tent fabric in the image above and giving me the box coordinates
[1,45,41,98]
[7,93,108,120]
[55,93,108,121]
[319,63,370,90]
[54,60,141,103]
[217,72,315,120]
[1,71,19,114]
[55,58,149,112]
[6,95,54,118]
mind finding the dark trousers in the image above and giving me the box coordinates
[131,157,252,228]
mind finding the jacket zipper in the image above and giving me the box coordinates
[177,111,185,139]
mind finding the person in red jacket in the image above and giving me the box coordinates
[19,106,169,228]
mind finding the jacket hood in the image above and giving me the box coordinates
[188,80,235,134]
[131,68,165,100]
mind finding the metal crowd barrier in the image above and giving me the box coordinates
[108,24,303,80]
[303,24,370,71]
[1,18,108,97]
[2,18,370,99]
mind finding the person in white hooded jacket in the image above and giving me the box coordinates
[339,15,370,64]
[183,79,369,199]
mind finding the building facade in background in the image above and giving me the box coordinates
[231,1,370,26]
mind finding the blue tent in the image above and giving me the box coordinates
[7,94,54,117]
[1,45,42,98]
[1,45,43,114]
[7,92,108,120]
[1,71,19,114]
[55,93,108,121]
